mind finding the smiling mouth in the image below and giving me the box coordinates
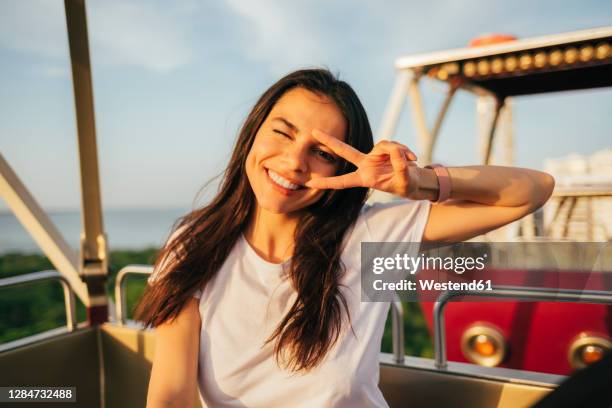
[266,168,306,191]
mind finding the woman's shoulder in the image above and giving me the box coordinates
[356,198,431,243]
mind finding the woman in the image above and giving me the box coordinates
[135,68,555,407]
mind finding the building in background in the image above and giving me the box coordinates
[544,149,612,241]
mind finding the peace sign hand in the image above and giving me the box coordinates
[304,129,421,198]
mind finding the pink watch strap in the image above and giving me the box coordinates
[425,164,451,203]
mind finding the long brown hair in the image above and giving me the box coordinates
[134,68,374,372]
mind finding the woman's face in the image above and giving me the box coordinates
[245,87,347,215]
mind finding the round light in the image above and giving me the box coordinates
[564,47,578,64]
[579,45,594,62]
[477,59,490,75]
[534,52,547,68]
[581,345,605,365]
[445,62,459,75]
[549,49,563,66]
[504,56,518,72]
[473,334,497,356]
[595,43,610,60]
[568,333,611,370]
[461,324,507,367]
[437,69,449,81]
[519,53,533,70]
[491,58,504,74]
[463,61,476,77]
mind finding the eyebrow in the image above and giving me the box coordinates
[270,117,340,157]
[271,117,298,132]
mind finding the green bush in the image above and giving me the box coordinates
[0,249,157,344]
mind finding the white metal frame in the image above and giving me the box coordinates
[0,0,108,314]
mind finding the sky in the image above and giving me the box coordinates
[0,0,611,211]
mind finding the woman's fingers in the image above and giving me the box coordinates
[389,145,409,174]
[304,172,362,190]
[373,140,417,161]
[311,129,365,165]
[404,150,418,164]
[403,147,418,161]
[304,134,418,192]
[390,141,417,161]
[388,145,412,192]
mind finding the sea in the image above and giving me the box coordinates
[0,208,191,255]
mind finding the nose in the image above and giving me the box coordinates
[281,141,309,174]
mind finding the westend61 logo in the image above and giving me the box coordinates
[360,241,611,302]
[372,253,487,275]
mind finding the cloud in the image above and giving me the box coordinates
[87,0,195,73]
[0,0,67,59]
[0,0,197,74]
[35,64,70,78]
[220,0,506,75]
[223,0,332,73]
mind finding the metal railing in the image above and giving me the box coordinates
[114,265,153,325]
[114,264,409,361]
[432,286,612,369]
[114,265,407,365]
[110,264,612,372]
[0,270,77,331]
[115,265,403,365]
[391,301,405,363]
[115,265,405,363]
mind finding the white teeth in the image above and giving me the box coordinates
[268,169,301,190]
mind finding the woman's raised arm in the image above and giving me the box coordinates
[303,130,555,243]
[419,165,555,242]
[147,297,201,408]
